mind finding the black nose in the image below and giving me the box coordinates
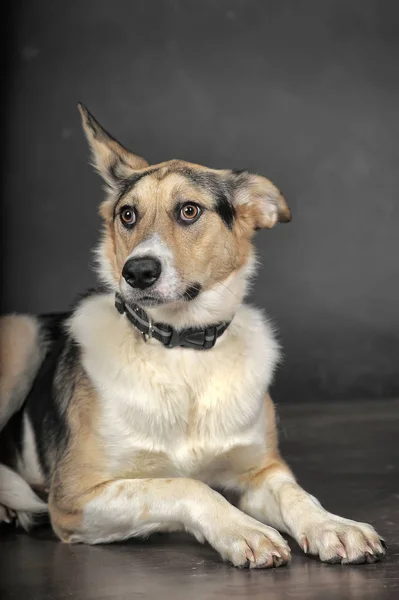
[122,257,162,290]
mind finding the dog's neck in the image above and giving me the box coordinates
[141,263,253,330]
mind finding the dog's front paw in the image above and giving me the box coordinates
[207,510,291,569]
[300,516,386,564]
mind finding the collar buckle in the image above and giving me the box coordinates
[142,315,154,343]
[166,327,182,349]
[167,326,218,350]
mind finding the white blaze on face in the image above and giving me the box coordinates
[125,234,182,299]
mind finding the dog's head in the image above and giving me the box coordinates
[79,104,291,325]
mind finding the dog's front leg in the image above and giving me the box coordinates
[239,459,386,564]
[50,477,290,568]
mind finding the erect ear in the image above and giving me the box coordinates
[78,103,149,190]
[232,170,291,229]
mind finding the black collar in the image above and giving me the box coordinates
[115,293,231,350]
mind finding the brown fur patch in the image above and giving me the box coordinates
[264,392,279,451]
[49,368,108,540]
[0,315,42,426]
[239,394,293,487]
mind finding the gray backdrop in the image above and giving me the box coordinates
[2,0,399,402]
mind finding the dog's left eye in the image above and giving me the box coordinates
[180,203,201,223]
[120,206,136,227]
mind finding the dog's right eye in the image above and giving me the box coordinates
[120,206,136,228]
[178,202,202,224]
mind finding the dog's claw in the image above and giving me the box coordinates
[301,535,309,554]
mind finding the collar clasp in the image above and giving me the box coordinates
[142,315,154,343]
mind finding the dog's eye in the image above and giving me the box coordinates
[120,206,136,227]
[180,203,201,223]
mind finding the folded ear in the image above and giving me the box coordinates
[78,103,149,190]
[232,170,291,229]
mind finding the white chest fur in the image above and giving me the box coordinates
[69,295,280,482]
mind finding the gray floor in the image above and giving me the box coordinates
[1,400,398,600]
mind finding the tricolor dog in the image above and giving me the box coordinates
[0,105,385,567]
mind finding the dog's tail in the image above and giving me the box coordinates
[0,314,49,529]
[0,464,48,529]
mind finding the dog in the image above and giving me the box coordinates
[0,105,386,567]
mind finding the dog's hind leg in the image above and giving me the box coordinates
[0,314,49,529]
[0,314,45,432]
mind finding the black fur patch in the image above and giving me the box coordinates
[109,159,127,186]
[1,293,104,484]
[24,315,77,479]
[230,169,250,189]
[174,166,215,189]
[173,166,236,229]
[214,189,236,229]
[183,283,202,301]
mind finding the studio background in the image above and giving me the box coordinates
[2,0,398,403]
